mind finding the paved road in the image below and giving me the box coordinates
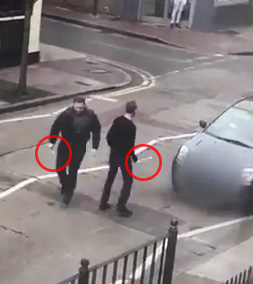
[1,18,253,283]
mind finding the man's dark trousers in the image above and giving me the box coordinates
[101,149,133,209]
[56,142,85,195]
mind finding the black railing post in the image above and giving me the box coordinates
[93,0,99,16]
[78,258,90,284]
[162,220,178,284]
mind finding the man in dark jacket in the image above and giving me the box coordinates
[99,101,138,217]
[49,96,101,206]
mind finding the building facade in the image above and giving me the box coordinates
[0,0,42,69]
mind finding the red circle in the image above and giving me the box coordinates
[125,144,162,181]
[35,135,72,172]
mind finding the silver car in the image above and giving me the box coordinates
[172,97,253,213]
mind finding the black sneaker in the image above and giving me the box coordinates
[175,23,181,29]
[117,207,133,217]
[170,23,175,29]
[63,192,73,206]
[99,203,112,211]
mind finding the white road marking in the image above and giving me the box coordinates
[201,62,213,66]
[214,53,225,57]
[0,178,37,199]
[0,114,52,124]
[56,6,70,11]
[213,59,226,64]
[92,95,118,102]
[183,66,195,71]
[0,56,154,125]
[127,215,253,282]
[135,139,158,154]
[0,134,192,199]
[158,133,196,141]
[195,56,209,60]
[166,70,180,75]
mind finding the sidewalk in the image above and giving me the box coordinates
[0,43,131,114]
[43,3,253,55]
[173,217,253,284]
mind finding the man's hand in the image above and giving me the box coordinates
[91,149,97,157]
[48,143,55,154]
[132,154,138,163]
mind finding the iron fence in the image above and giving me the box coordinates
[57,220,178,284]
[225,267,253,284]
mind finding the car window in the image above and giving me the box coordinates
[205,101,253,148]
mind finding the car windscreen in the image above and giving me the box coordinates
[205,102,253,148]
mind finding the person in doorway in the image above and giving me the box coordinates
[170,0,187,29]
[99,101,138,217]
[49,96,101,206]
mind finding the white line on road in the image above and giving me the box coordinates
[92,95,118,102]
[126,215,253,283]
[166,70,180,75]
[183,66,195,71]
[0,133,192,199]
[0,178,37,199]
[0,114,52,124]
[214,53,225,57]
[194,56,209,60]
[0,57,154,125]
[158,133,196,141]
[201,62,213,66]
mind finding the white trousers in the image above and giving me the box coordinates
[171,0,187,24]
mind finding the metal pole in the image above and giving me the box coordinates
[93,0,99,16]
[162,220,178,284]
[163,0,170,20]
[137,0,142,21]
[78,258,90,284]
[18,0,35,96]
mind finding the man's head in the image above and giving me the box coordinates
[125,100,138,117]
[73,96,86,113]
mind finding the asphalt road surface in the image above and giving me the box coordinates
[1,18,253,284]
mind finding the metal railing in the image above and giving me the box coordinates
[225,267,253,284]
[57,220,178,284]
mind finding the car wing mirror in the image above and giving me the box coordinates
[199,120,207,129]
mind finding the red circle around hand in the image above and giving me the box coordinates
[35,135,72,172]
[125,144,162,181]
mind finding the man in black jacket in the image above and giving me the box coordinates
[99,101,138,217]
[49,96,101,205]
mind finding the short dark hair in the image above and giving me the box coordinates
[126,100,138,114]
[74,96,86,104]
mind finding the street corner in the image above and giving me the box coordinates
[0,45,134,115]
